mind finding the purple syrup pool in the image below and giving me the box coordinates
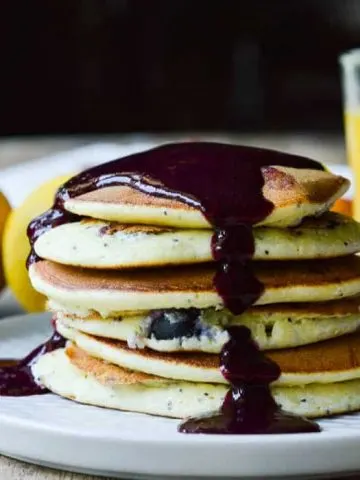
[23,143,322,433]
[0,331,65,396]
[179,326,320,434]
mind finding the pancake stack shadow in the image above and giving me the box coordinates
[29,151,360,419]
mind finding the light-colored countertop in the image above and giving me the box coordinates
[0,134,357,480]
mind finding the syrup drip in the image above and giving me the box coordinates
[27,142,323,314]
[0,331,65,396]
[179,326,320,434]
[3,143,322,434]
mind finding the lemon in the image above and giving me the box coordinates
[3,174,73,312]
[0,192,11,292]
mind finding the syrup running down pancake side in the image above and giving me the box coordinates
[0,331,65,396]
[5,143,324,433]
[179,326,319,434]
[27,143,323,313]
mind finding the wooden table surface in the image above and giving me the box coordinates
[0,134,358,479]
[0,456,112,480]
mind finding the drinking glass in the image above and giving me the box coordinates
[340,49,360,220]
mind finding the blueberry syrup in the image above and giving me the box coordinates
[27,203,78,266]
[0,331,65,396]
[179,326,320,434]
[27,142,323,313]
[2,142,322,433]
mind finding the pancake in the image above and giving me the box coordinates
[32,346,360,418]
[30,257,360,316]
[48,294,360,320]
[34,212,360,268]
[56,321,360,387]
[54,295,360,352]
[63,166,348,229]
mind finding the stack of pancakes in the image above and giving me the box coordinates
[30,156,360,419]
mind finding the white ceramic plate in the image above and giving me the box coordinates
[1,314,360,479]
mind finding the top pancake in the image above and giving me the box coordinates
[29,256,360,315]
[33,212,360,268]
[64,166,348,229]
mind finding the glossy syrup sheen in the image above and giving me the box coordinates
[24,142,323,434]
[179,326,320,434]
[27,142,323,314]
[0,331,65,396]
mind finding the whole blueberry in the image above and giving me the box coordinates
[148,308,201,340]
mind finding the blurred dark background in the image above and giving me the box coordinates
[1,0,360,135]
